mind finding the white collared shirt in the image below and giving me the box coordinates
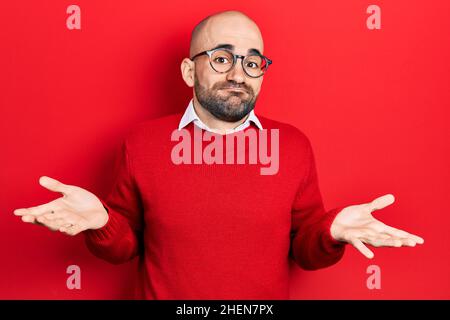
[178,99,263,134]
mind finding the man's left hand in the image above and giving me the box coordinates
[330,194,424,258]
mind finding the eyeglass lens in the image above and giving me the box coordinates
[210,50,268,77]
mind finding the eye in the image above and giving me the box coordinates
[246,61,260,69]
[214,56,231,64]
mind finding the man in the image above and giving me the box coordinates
[13,10,424,299]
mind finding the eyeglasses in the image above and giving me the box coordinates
[189,47,272,78]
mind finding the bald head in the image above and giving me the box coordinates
[189,10,264,58]
[181,11,267,126]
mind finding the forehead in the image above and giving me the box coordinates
[201,17,264,55]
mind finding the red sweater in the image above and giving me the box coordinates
[84,113,347,299]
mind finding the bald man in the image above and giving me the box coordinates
[14,10,424,299]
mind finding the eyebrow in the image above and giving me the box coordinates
[212,43,262,56]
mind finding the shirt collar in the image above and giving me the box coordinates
[178,99,263,133]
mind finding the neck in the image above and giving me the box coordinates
[192,97,249,134]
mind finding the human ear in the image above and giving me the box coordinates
[180,58,195,87]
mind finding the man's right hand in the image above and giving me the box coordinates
[13,176,109,236]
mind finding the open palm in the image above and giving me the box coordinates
[13,176,108,236]
[330,194,424,258]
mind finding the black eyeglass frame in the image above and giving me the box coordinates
[189,47,273,78]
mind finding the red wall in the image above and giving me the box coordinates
[1,0,449,299]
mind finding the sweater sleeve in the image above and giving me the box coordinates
[83,139,144,265]
[289,137,347,270]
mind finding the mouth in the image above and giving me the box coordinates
[221,87,248,93]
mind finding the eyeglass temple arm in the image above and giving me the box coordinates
[189,51,208,61]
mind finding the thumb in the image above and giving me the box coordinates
[39,176,71,196]
[367,193,395,212]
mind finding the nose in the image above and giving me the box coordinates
[226,57,246,83]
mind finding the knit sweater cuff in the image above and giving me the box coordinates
[83,198,128,243]
[320,205,348,253]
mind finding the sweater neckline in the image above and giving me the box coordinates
[185,121,260,137]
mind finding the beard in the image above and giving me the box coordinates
[194,75,258,122]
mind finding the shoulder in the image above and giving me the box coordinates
[123,112,184,146]
[131,112,183,135]
[256,114,313,151]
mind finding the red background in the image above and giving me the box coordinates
[1,0,449,299]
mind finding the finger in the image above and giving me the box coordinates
[366,194,395,212]
[20,214,58,230]
[360,228,391,239]
[382,225,424,244]
[31,217,58,231]
[22,215,48,227]
[367,234,420,247]
[53,216,81,228]
[21,215,37,223]
[350,238,374,259]
[385,236,417,247]
[363,236,404,248]
[61,223,74,228]
[37,214,79,230]
[14,200,58,217]
[376,233,392,240]
[60,223,86,236]
[36,216,60,231]
[377,233,415,244]
[38,176,72,197]
[399,237,418,247]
